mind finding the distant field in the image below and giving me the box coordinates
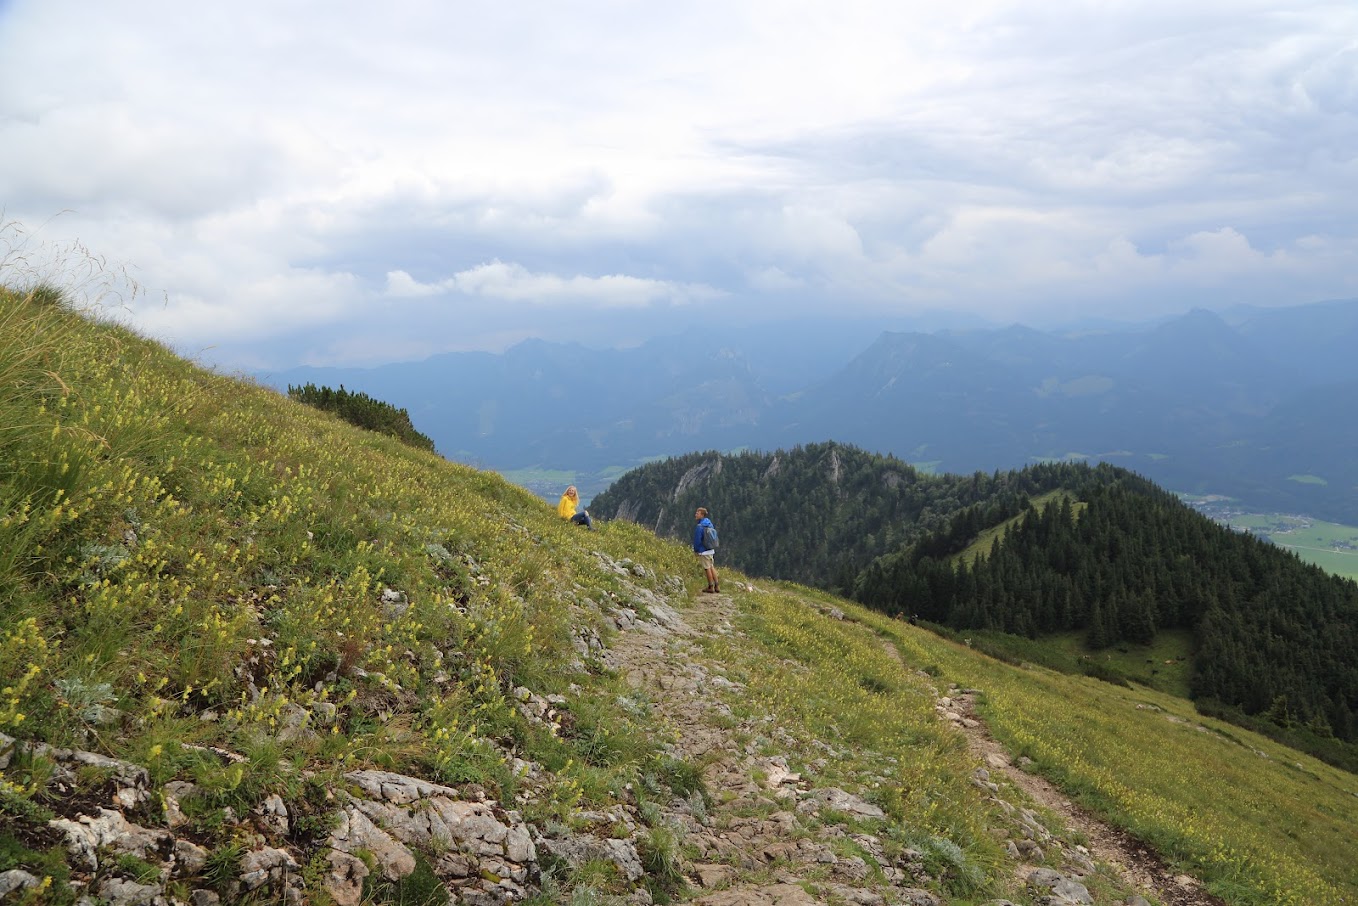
[1226,513,1358,581]
[1179,494,1358,582]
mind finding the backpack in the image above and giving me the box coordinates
[702,524,719,551]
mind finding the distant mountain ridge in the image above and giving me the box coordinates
[259,298,1358,522]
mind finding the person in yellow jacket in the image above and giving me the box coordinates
[557,486,593,529]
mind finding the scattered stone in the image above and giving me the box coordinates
[173,840,210,877]
[381,587,409,620]
[1026,867,1065,888]
[237,846,300,892]
[276,703,314,742]
[538,834,643,882]
[0,870,41,898]
[795,787,885,820]
[693,882,819,905]
[254,793,290,836]
[829,883,884,905]
[691,862,734,888]
[98,876,167,906]
[50,808,173,871]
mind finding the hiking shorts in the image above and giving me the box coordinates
[696,550,715,567]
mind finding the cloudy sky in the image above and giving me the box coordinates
[2,0,1355,369]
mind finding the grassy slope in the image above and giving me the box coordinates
[862,603,1358,906]
[0,293,712,901]
[2,293,1356,905]
[955,490,1079,564]
[935,629,1196,699]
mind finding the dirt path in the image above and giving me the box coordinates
[954,691,1226,906]
[604,581,1227,905]
[878,629,1226,906]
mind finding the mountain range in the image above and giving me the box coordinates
[259,298,1358,523]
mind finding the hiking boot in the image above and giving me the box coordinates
[702,585,716,594]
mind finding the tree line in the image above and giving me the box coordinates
[287,383,437,453]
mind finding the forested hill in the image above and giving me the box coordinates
[589,443,1139,592]
[590,444,1358,748]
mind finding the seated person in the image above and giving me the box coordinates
[557,485,593,529]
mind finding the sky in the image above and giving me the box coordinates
[1,1,1356,370]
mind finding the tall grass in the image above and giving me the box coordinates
[0,279,704,900]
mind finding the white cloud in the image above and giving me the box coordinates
[746,266,805,293]
[1,0,1356,366]
[385,262,722,308]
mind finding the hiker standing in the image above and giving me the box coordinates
[693,507,719,593]
[557,486,593,529]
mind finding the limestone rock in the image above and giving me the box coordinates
[50,808,173,871]
[897,890,942,906]
[538,834,644,882]
[98,876,167,906]
[237,846,300,892]
[0,870,41,898]
[828,884,884,905]
[329,769,537,903]
[690,862,734,888]
[1026,867,1066,889]
[795,787,885,820]
[1045,878,1094,905]
[254,793,290,836]
[381,587,410,619]
[328,806,416,881]
[173,840,210,878]
[161,781,197,829]
[345,768,460,804]
[693,882,820,905]
[323,850,371,906]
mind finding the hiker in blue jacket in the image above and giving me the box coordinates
[693,507,719,594]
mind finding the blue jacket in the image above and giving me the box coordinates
[694,517,714,553]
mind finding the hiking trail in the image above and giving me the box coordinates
[605,584,1222,905]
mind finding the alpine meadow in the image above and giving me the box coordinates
[2,290,1357,905]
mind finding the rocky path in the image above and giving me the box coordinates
[606,585,1223,905]
[605,590,942,906]
[948,691,1225,906]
